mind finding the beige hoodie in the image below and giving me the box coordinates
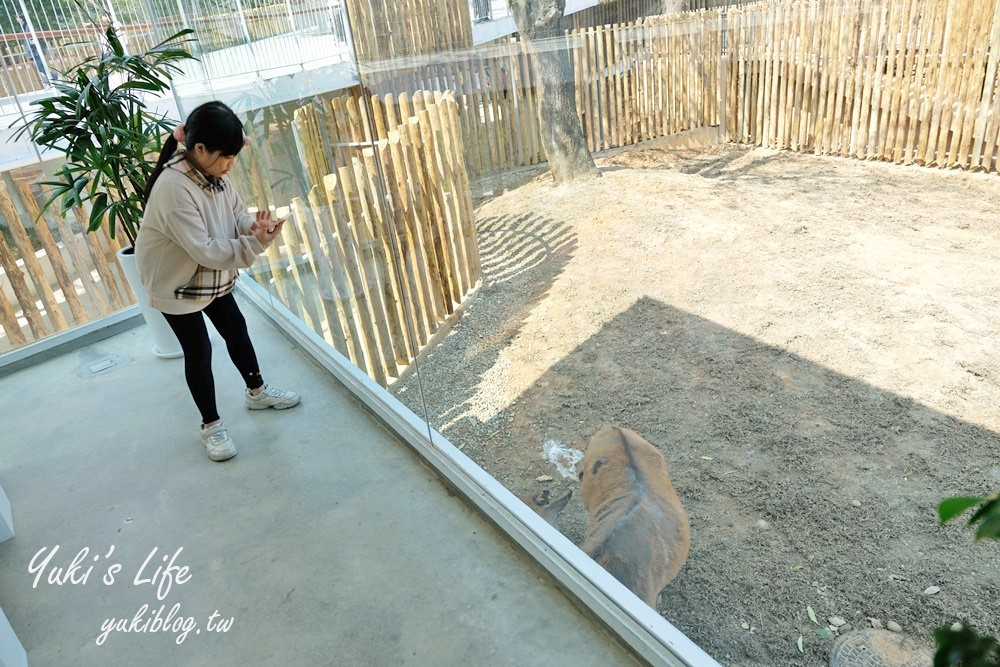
[136,155,267,315]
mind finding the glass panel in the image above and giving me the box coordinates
[5,0,998,663]
[161,18,709,664]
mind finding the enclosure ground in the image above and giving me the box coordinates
[392,143,1000,665]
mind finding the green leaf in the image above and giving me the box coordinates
[807,606,818,625]
[797,635,804,653]
[934,622,1000,666]
[939,495,1000,542]
[88,207,105,234]
[815,628,833,639]
[969,496,1000,541]
[117,80,164,92]
[938,496,984,524]
[89,192,109,229]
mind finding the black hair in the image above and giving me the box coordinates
[143,101,246,205]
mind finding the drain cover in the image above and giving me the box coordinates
[87,358,118,374]
[829,629,932,667]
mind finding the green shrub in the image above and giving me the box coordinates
[934,494,1000,667]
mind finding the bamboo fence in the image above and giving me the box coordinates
[344,11,724,181]
[571,13,724,152]
[686,0,744,10]
[345,0,473,63]
[568,0,679,28]
[724,0,1000,170]
[258,90,481,386]
[375,0,1000,175]
[0,172,132,353]
[342,0,474,93]
[8,0,1000,361]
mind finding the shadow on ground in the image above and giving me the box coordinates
[398,290,1000,665]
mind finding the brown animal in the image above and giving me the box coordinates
[521,426,691,606]
[517,488,573,527]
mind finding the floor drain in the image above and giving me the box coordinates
[829,629,932,667]
[87,358,118,374]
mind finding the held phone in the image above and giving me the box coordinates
[266,214,288,234]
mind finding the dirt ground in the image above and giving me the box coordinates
[391,142,1000,665]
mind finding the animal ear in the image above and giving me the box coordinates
[590,457,608,476]
[548,490,572,515]
[519,489,570,527]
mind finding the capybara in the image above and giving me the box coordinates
[521,426,691,606]
[579,426,690,605]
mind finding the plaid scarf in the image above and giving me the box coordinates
[166,153,226,193]
[174,265,237,301]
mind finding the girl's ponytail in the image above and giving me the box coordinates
[143,134,179,206]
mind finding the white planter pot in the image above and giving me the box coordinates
[116,247,183,359]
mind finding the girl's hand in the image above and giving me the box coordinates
[248,210,272,235]
[250,210,286,244]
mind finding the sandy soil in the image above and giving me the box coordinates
[392,142,1000,665]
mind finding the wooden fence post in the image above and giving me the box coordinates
[0,181,67,334]
[325,171,386,384]
[14,181,88,326]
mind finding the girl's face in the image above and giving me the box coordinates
[189,143,237,178]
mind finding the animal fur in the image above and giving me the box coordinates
[521,426,691,606]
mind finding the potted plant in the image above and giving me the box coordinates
[10,15,195,358]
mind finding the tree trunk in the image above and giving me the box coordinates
[509,0,598,184]
[661,0,688,13]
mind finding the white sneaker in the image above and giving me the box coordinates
[245,384,301,410]
[201,422,237,462]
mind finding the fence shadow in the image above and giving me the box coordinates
[391,211,577,428]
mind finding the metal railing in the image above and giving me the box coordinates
[1,0,351,98]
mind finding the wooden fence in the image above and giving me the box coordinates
[348,10,725,181]
[686,0,743,10]
[425,0,1000,175]
[572,13,724,151]
[344,0,473,63]
[8,0,1000,360]
[0,171,132,353]
[242,90,481,386]
[568,0,679,28]
[724,0,1000,170]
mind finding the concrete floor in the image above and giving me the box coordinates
[0,296,644,667]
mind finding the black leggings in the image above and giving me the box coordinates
[161,293,264,425]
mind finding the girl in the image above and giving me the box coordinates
[136,101,300,462]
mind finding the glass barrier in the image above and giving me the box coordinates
[222,1,1000,664]
[4,0,1000,663]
